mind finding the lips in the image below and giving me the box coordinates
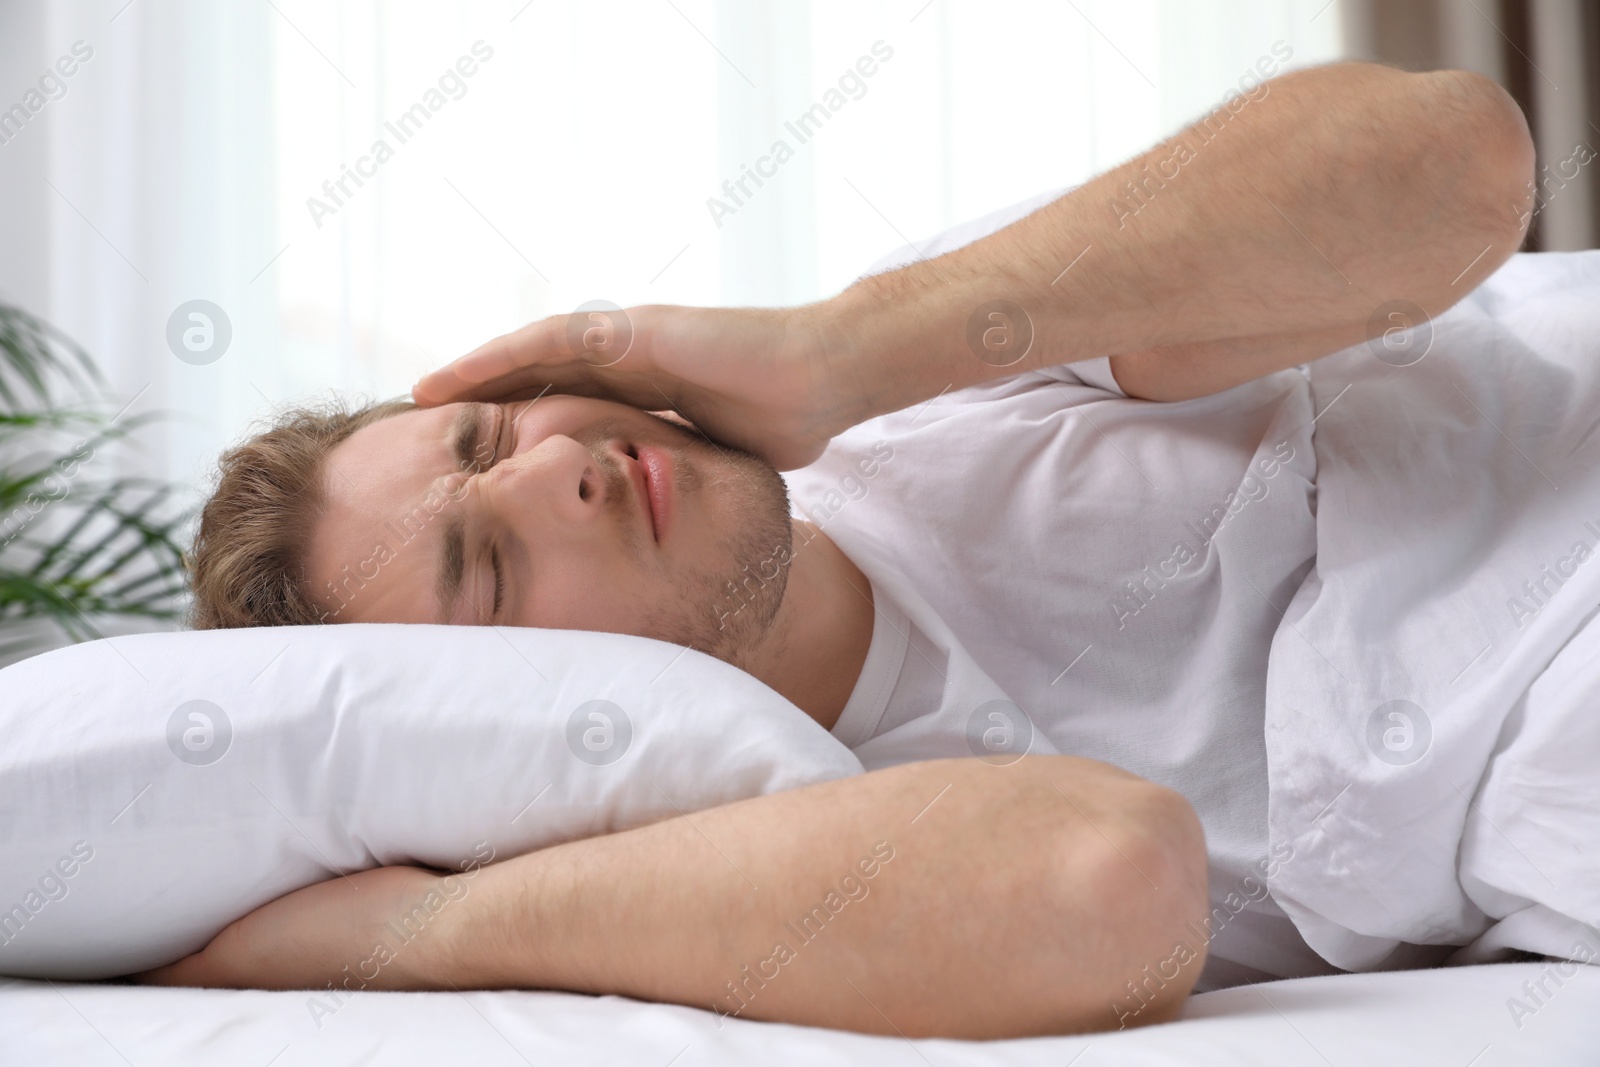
[619,442,673,545]
[636,445,674,543]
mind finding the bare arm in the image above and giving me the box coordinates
[824,61,1535,409]
[141,754,1210,1039]
[413,61,1530,464]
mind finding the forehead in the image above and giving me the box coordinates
[304,403,464,623]
[322,403,466,542]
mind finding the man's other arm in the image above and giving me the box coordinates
[827,62,1536,407]
[413,62,1536,466]
[142,755,1209,1039]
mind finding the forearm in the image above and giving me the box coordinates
[449,754,1209,1038]
[817,61,1532,414]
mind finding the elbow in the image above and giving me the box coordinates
[1350,67,1537,313]
[1424,69,1537,260]
[1047,777,1211,1034]
[1102,782,1212,1027]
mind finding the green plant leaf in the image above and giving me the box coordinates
[1,303,190,654]
[0,304,102,410]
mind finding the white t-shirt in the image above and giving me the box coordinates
[783,354,1346,991]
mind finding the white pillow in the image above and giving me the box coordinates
[0,623,863,979]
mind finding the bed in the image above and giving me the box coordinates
[8,961,1598,1065]
[6,194,1600,1064]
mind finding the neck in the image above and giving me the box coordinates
[739,520,874,732]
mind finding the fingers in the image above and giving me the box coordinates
[414,316,568,405]
[416,365,632,410]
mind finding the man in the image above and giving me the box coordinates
[153,61,1538,1038]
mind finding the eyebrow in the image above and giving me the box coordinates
[435,403,490,623]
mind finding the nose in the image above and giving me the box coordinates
[479,433,613,527]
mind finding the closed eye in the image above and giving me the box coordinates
[490,404,509,465]
[481,410,501,469]
[481,405,514,620]
[491,545,505,617]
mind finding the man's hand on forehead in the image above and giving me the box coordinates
[416,63,1530,470]
[414,305,846,472]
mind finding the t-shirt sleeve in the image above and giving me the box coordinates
[1035,355,1127,397]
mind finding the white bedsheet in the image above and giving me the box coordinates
[6,963,1598,1066]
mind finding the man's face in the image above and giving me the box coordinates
[303,396,794,667]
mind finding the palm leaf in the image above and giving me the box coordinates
[0,304,102,409]
[0,411,159,513]
[3,480,188,605]
[1,301,191,659]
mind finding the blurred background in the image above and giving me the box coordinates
[0,0,1594,658]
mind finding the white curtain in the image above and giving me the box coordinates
[1,0,1344,500]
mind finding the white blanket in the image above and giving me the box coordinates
[1263,250,1600,970]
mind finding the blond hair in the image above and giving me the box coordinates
[186,395,414,629]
